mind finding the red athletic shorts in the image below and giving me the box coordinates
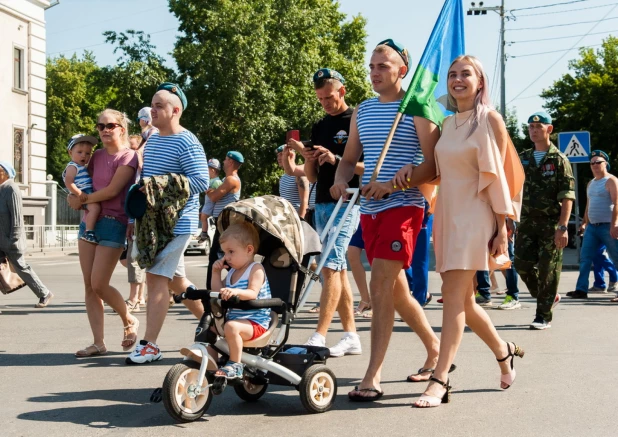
[250,321,268,340]
[360,206,424,269]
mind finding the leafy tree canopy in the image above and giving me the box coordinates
[169,0,373,195]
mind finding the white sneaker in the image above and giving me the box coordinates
[328,333,362,357]
[304,332,326,347]
[608,282,617,292]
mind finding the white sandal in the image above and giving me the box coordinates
[414,377,451,408]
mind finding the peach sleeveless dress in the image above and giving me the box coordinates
[433,109,517,273]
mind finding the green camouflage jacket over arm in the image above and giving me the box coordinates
[136,173,191,269]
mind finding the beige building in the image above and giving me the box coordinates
[0,0,52,226]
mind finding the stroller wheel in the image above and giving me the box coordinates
[234,379,268,402]
[162,361,213,423]
[299,364,337,414]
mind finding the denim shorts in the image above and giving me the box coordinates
[79,217,126,249]
[314,202,360,271]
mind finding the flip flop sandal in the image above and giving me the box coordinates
[354,301,372,316]
[406,363,457,382]
[362,310,373,319]
[122,317,140,351]
[308,305,320,313]
[348,386,384,402]
[75,343,107,357]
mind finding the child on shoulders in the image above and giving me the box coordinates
[211,221,271,379]
[62,134,101,244]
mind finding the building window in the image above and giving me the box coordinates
[13,47,25,90]
[13,128,24,183]
[24,215,34,240]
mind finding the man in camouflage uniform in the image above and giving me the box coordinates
[515,111,575,330]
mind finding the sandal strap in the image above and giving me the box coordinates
[496,342,514,362]
[416,368,434,375]
[429,376,449,388]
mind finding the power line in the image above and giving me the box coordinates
[511,43,603,58]
[509,16,618,31]
[48,27,177,56]
[511,29,618,43]
[511,0,587,12]
[508,4,618,104]
[490,34,501,102]
[514,2,618,17]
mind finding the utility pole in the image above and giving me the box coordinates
[467,1,507,118]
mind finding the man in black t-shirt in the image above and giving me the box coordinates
[287,69,364,357]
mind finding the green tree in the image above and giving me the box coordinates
[46,53,113,182]
[100,30,174,126]
[542,37,618,203]
[169,0,373,196]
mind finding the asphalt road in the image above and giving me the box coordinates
[0,252,616,436]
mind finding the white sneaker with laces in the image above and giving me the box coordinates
[304,332,326,347]
[328,333,362,357]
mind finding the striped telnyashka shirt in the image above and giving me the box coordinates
[357,98,425,214]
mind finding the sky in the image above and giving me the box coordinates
[45,0,618,129]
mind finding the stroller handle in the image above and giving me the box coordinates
[176,288,286,311]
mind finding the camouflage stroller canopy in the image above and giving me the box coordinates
[217,195,305,264]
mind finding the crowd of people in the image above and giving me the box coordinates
[2,36,617,409]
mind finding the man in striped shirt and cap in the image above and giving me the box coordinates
[126,83,210,365]
[332,39,443,401]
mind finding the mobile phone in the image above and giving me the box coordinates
[302,140,314,149]
[286,130,300,142]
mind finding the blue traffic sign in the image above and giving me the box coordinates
[558,131,591,163]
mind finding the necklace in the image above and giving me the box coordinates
[455,111,473,129]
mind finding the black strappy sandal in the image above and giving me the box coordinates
[406,363,457,382]
[414,377,452,408]
[496,342,525,390]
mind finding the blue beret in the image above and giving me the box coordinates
[227,151,244,164]
[0,161,16,179]
[313,68,345,85]
[528,111,552,125]
[157,82,187,110]
[590,150,611,170]
[124,184,147,220]
[276,145,285,154]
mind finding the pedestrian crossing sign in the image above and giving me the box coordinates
[558,131,591,164]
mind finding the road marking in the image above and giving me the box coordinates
[34,260,80,266]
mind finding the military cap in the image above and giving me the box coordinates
[157,82,187,110]
[527,111,552,125]
[227,151,244,164]
[376,38,410,68]
[276,145,285,154]
[590,150,611,170]
[67,133,98,151]
[313,68,345,85]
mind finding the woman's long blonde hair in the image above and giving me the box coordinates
[447,55,494,137]
[98,109,131,144]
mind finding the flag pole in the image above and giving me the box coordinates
[369,112,403,183]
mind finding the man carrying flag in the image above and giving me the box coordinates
[331,40,442,401]
[331,0,465,402]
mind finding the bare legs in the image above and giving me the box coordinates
[78,241,138,352]
[350,259,439,397]
[414,270,512,407]
[315,268,356,336]
[348,246,371,312]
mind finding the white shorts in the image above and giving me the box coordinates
[147,234,192,280]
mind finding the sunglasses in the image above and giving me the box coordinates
[590,160,606,166]
[377,38,409,66]
[95,123,123,131]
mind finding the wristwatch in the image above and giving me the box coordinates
[557,225,568,232]
[334,154,342,162]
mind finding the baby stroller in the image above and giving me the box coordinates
[158,192,359,423]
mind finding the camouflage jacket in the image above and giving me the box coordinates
[135,173,191,269]
[519,143,575,221]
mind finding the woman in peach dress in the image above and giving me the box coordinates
[413,55,524,407]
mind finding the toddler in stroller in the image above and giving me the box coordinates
[158,195,337,423]
[211,221,272,380]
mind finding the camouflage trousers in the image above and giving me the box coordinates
[514,219,562,322]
